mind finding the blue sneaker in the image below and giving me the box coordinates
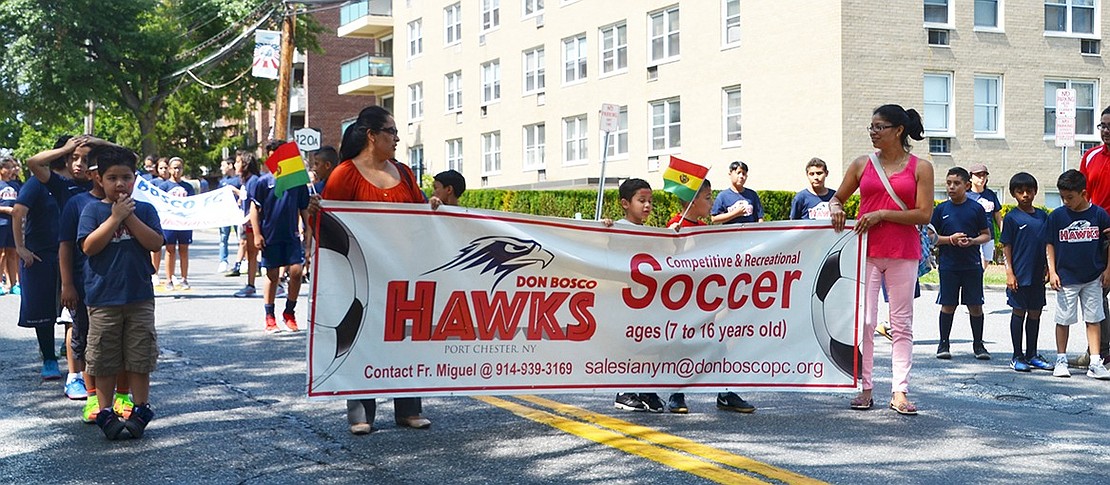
[0,285,7,296]
[65,375,89,400]
[41,360,62,381]
[1010,356,1031,372]
[11,284,20,295]
[1028,354,1055,371]
[233,285,256,298]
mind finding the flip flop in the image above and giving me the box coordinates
[889,400,918,416]
[850,396,873,410]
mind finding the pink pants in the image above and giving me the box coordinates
[861,257,916,393]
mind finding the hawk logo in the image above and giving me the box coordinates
[424,236,555,289]
[1059,220,1100,242]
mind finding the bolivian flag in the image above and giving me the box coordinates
[264,141,311,197]
[662,156,709,202]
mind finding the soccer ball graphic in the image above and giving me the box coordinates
[811,231,863,379]
[310,212,369,391]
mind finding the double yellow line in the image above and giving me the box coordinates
[475,395,824,484]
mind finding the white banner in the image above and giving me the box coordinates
[252,30,281,80]
[308,202,866,400]
[131,178,246,230]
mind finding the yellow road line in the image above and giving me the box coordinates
[516,395,825,485]
[474,395,767,484]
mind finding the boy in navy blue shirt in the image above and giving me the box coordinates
[1046,169,1110,379]
[789,158,837,220]
[78,145,164,439]
[250,172,310,332]
[931,167,992,360]
[711,161,763,224]
[1000,172,1053,373]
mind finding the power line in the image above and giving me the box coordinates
[174,0,274,61]
[163,6,277,84]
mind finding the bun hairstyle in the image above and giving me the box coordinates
[873,104,926,151]
[339,105,393,161]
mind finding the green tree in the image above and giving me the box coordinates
[0,0,319,157]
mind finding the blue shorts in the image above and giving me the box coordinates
[18,254,59,328]
[0,224,13,248]
[163,230,193,245]
[1007,285,1046,311]
[936,268,985,306]
[261,240,305,269]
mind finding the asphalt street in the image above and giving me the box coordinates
[1,229,1108,484]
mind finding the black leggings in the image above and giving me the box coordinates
[36,325,56,361]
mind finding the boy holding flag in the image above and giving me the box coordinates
[253,142,311,332]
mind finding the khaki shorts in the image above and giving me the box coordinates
[86,300,158,376]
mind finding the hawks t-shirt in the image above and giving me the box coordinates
[790,188,837,220]
[1047,204,1110,286]
[711,187,763,224]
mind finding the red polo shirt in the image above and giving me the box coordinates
[1080,144,1110,211]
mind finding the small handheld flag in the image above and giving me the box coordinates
[662,156,710,202]
[263,141,311,198]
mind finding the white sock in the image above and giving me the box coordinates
[1057,353,1068,364]
[66,373,77,384]
[1092,355,1103,368]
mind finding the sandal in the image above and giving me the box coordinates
[889,400,918,416]
[849,395,873,410]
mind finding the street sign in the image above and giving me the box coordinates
[294,127,322,151]
[1055,89,1076,148]
[599,103,620,133]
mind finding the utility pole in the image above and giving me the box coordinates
[273,4,295,142]
[83,100,96,135]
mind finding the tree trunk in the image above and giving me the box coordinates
[137,109,158,157]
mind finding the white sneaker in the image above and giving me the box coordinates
[217,261,229,273]
[1087,363,1110,380]
[1053,361,1071,378]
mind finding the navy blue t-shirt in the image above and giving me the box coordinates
[77,200,162,307]
[251,173,309,244]
[968,188,1002,237]
[0,180,16,227]
[159,179,196,199]
[712,187,763,224]
[59,192,100,287]
[219,175,241,190]
[1047,204,1110,285]
[790,188,837,220]
[241,174,259,215]
[15,178,60,254]
[931,198,990,271]
[1000,207,1048,287]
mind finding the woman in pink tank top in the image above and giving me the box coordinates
[830,105,935,415]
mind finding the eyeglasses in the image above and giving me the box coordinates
[377,126,399,136]
[1098,123,1110,131]
[867,124,895,133]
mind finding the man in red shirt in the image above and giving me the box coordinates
[1078,105,1110,366]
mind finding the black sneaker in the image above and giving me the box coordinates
[123,403,155,439]
[639,393,665,413]
[936,343,952,360]
[667,393,688,414]
[973,344,991,360]
[716,392,756,413]
[96,408,126,440]
[614,393,646,412]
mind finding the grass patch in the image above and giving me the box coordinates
[919,264,1008,286]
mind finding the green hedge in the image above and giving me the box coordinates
[454,189,862,227]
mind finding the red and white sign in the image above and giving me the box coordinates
[252,30,281,80]
[1056,88,1077,148]
[308,203,866,400]
[599,103,620,133]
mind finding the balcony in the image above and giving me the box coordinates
[338,55,394,96]
[338,0,393,39]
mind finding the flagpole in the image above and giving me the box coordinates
[674,179,703,231]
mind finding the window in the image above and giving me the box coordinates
[603,106,628,158]
[1082,38,1101,54]
[563,115,588,164]
[1080,140,1101,152]
[974,75,1001,135]
[723,86,741,144]
[445,71,462,112]
[444,3,462,45]
[1045,0,1095,35]
[524,123,546,170]
[409,145,424,178]
[340,56,369,84]
[975,0,999,28]
[340,1,368,26]
[929,137,951,154]
[408,83,424,121]
[924,73,952,134]
[924,0,950,25]
[600,22,627,75]
[481,60,501,104]
[523,47,545,94]
[482,131,501,174]
[928,28,950,46]
[523,0,544,18]
[481,0,500,31]
[563,34,587,83]
[341,118,356,136]
[446,138,463,172]
[1044,79,1097,136]
[650,97,681,152]
[723,0,740,45]
[408,19,423,58]
[649,6,680,63]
